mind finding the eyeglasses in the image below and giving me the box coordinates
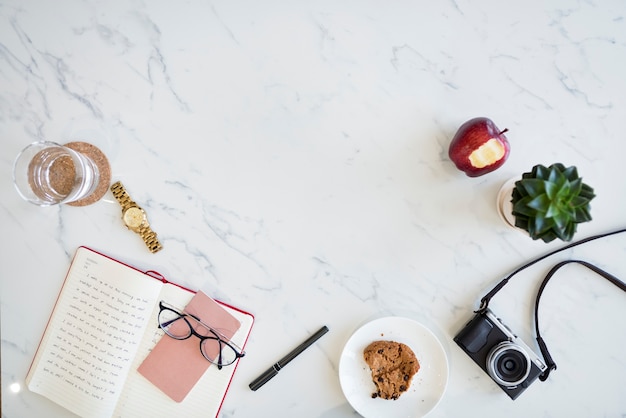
[157,301,245,369]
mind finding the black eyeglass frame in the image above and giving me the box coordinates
[157,301,245,370]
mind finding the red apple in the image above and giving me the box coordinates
[448,117,510,177]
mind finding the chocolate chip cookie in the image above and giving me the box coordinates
[363,340,420,400]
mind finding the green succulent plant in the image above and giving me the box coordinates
[511,163,595,243]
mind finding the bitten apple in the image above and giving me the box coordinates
[448,117,510,177]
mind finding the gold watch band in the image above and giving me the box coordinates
[139,227,163,253]
[110,181,163,253]
[110,181,135,210]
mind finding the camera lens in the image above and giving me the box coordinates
[486,342,531,388]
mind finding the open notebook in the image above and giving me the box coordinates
[25,246,254,418]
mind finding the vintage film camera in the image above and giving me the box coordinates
[454,309,547,400]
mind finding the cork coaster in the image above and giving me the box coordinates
[65,141,111,207]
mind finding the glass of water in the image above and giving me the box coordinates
[13,141,100,206]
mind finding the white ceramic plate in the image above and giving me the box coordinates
[339,317,449,418]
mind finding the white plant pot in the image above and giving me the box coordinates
[496,177,518,229]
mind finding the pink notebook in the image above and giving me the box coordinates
[138,291,242,402]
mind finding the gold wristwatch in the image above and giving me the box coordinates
[110,181,163,253]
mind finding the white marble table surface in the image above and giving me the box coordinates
[2,1,626,417]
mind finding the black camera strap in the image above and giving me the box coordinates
[534,259,626,381]
[478,227,626,312]
[476,227,626,380]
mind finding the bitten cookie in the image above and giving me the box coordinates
[363,340,420,400]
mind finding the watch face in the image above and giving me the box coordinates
[123,206,147,230]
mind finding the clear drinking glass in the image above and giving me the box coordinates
[13,141,100,206]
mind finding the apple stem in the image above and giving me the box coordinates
[500,128,509,135]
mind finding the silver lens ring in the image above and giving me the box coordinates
[486,341,531,387]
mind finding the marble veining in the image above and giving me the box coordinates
[2,1,626,417]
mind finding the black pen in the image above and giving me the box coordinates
[249,325,329,391]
